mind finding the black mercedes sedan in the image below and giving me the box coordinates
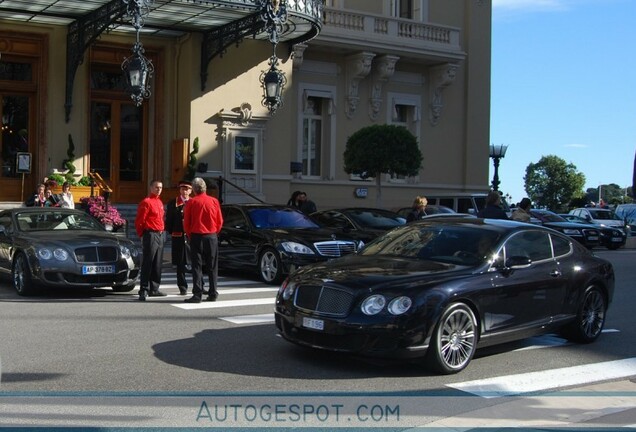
[275,218,614,374]
[309,207,406,243]
[219,204,362,284]
[0,208,140,296]
[529,209,601,248]
[559,213,626,250]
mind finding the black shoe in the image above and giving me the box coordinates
[139,294,147,301]
[184,296,201,303]
[205,295,217,302]
[149,290,167,297]
[178,288,187,295]
[202,289,209,295]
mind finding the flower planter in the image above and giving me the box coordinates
[50,185,98,204]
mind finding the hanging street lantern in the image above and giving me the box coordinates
[121,0,154,106]
[259,0,288,114]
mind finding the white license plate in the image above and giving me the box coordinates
[82,265,114,275]
[588,236,599,241]
[302,317,324,331]
[612,237,623,242]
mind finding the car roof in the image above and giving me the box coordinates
[314,207,401,215]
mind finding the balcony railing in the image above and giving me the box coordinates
[318,7,463,61]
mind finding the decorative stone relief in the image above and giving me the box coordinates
[429,63,459,126]
[368,55,399,121]
[345,52,375,119]
[292,43,307,70]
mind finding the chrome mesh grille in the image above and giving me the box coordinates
[314,241,357,257]
[294,285,355,317]
[74,247,118,263]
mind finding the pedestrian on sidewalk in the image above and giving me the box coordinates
[165,179,192,295]
[183,177,224,303]
[135,179,166,301]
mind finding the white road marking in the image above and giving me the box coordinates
[449,357,636,398]
[220,313,275,324]
[173,298,275,310]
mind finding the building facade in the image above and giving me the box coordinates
[0,0,491,210]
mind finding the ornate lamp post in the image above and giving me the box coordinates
[259,0,288,114]
[121,0,154,106]
[489,143,508,192]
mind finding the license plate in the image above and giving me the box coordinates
[302,317,324,331]
[612,237,623,242]
[588,236,599,241]
[82,265,114,275]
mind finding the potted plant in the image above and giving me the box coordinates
[80,195,127,234]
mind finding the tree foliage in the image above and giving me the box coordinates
[584,183,630,206]
[344,125,422,206]
[524,155,585,211]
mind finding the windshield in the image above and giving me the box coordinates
[16,211,104,232]
[588,210,621,221]
[348,209,405,229]
[248,208,320,229]
[360,224,501,266]
[532,211,566,223]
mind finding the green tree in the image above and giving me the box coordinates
[524,155,585,212]
[585,183,628,206]
[344,124,422,207]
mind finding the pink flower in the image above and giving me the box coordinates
[79,196,126,228]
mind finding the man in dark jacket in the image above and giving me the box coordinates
[477,191,509,220]
[165,180,192,295]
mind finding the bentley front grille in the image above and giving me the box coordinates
[74,246,118,263]
[294,284,355,317]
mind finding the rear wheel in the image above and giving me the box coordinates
[259,248,283,285]
[13,253,35,296]
[426,303,478,374]
[563,286,606,343]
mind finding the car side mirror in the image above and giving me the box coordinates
[0,225,6,236]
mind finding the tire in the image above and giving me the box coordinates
[563,286,607,343]
[258,248,283,285]
[112,283,136,293]
[13,253,35,296]
[426,302,478,374]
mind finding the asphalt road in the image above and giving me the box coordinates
[0,248,634,428]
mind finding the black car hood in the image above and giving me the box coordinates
[18,231,134,247]
[264,227,357,243]
[292,254,473,290]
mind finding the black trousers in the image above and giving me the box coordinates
[171,235,189,290]
[190,233,218,299]
[140,231,164,295]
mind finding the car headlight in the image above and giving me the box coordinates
[120,245,131,259]
[281,242,315,255]
[361,295,386,315]
[388,296,412,315]
[280,280,296,300]
[562,229,580,235]
[37,248,69,261]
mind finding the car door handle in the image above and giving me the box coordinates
[550,270,561,277]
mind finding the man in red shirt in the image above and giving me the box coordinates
[183,177,224,303]
[135,179,166,301]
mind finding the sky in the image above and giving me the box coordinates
[490,0,636,204]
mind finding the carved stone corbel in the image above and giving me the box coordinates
[292,43,307,70]
[429,63,459,126]
[368,55,399,121]
[345,52,375,119]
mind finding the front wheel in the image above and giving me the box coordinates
[259,248,283,285]
[426,302,478,374]
[562,286,607,343]
[13,253,35,296]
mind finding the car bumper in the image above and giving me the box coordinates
[31,257,140,288]
[274,309,430,360]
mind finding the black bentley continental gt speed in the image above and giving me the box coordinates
[275,218,615,374]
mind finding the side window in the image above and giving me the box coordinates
[222,207,247,229]
[438,198,453,209]
[0,214,12,231]
[315,212,348,229]
[457,198,473,214]
[551,234,572,258]
[504,231,553,262]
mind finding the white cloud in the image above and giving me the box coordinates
[564,143,589,148]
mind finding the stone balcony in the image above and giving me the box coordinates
[315,7,465,63]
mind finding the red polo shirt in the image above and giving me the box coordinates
[135,193,165,237]
[183,193,223,237]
